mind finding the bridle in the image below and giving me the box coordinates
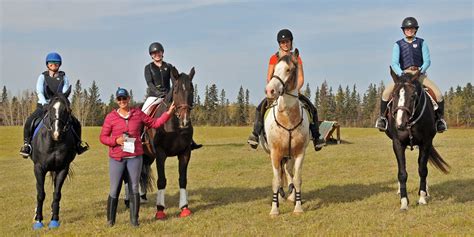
[271,75,299,99]
[43,100,72,134]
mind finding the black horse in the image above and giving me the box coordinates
[142,67,196,219]
[31,86,78,229]
[385,67,449,210]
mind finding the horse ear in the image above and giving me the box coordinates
[171,66,179,80]
[390,66,398,82]
[189,67,195,81]
[64,85,72,98]
[294,48,299,59]
[411,70,421,82]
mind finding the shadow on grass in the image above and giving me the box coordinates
[430,178,474,203]
[203,143,245,147]
[304,181,394,210]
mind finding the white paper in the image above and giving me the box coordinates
[123,137,136,153]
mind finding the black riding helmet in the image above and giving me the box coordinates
[149,42,164,54]
[277,29,293,42]
[401,17,419,29]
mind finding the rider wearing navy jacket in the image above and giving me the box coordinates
[19,52,89,158]
[376,17,447,133]
[142,42,202,150]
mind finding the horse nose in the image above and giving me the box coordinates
[265,88,275,97]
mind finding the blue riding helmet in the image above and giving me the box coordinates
[45,52,62,66]
[116,87,129,98]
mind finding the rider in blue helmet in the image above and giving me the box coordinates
[19,52,89,158]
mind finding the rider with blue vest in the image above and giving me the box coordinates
[376,17,447,133]
[19,52,89,158]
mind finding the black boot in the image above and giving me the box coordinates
[190,140,203,150]
[247,110,263,149]
[436,101,447,133]
[310,123,325,151]
[76,141,89,155]
[19,140,31,158]
[129,193,140,227]
[106,196,118,227]
[375,100,389,131]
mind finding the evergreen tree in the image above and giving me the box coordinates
[303,83,311,100]
[245,89,250,125]
[236,86,246,125]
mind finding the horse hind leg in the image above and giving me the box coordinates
[33,166,46,230]
[283,158,296,202]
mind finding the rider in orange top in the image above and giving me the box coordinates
[247,29,325,151]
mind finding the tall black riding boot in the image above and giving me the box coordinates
[375,100,389,131]
[129,193,140,227]
[435,101,447,133]
[247,109,263,149]
[190,140,203,150]
[71,117,89,155]
[106,196,118,227]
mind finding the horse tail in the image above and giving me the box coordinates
[428,147,450,174]
[141,155,155,192]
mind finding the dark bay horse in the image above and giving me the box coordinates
[31,86,78,229]
[385,67,449,210]
[142,67,196,219]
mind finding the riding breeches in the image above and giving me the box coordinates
[142,97,164,115]
[109,156,143,198]
[382,69,443,102]
[23,104,45,142]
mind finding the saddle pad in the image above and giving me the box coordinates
[33,120,43,139]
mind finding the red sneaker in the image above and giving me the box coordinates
[155,210,167,220]
[179,207,192,218]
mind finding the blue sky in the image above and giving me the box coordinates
[1,0,472,104]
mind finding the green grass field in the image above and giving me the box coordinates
[0,126,473,235]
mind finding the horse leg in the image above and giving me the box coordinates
[284,158,296,202]
[178,149,192,218]
[292,154,304,214]
[33,165,46,230]
[155,150,167,220]
[270,153,282,216]
[393,140,409,210]
[417,144,430,205]
[49,167,69,229]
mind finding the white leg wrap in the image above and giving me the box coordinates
[179,189,188,209]
[418,191,428,205]
[156,189,165,207]
[400,197,408,210]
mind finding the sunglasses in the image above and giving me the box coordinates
[47,62,60,65]
[117,97,129,101]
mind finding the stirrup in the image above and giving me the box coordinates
[436,119,447,133]
[247,134,259,149]
[19,143,32,158]
[375,117,388,131]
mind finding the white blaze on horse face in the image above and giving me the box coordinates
[266,62,288,99]
[396,88,406,127]
[53,101,61,140]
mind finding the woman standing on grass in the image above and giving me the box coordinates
[99,87,175,227]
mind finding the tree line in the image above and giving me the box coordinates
[1,81,472,128]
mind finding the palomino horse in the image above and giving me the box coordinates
[264,49,310,216]
[31,86,78,229]
[386,67,449,210]
[142,67,196,219]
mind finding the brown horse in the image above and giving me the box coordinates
[263,49,310,216]
[141,67,196,219]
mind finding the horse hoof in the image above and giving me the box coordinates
[33,221,44,230]
[155,210,167,220]
[400,198,409,211]
[293,210,304,215]
[270,213,279,218]
[48,220,60,229]
[179,207,192,218]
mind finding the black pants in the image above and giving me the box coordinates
[253,95,321,138]
[23,104,45,143]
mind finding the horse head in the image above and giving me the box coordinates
[389,67,422,130]
[45,85,72,141]
[171,67,195,128]
[266,48,299,100]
